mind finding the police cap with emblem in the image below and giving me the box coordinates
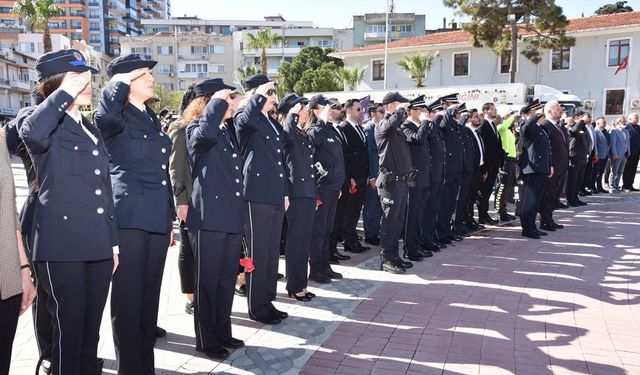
[107,53,157,78]
[36,49,98,82]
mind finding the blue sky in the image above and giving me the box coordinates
[172,0,640,29]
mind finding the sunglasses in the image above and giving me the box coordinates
[266,88,276,96]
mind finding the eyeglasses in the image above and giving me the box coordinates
[266,88,276,96]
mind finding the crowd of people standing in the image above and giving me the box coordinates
[1,50,639,375]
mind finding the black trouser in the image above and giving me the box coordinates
[622,154,640,189]
[438,173,462,238]
[520,174,545,233]
[111,229,169,375]
[604,160,611,185]
[35,259,112,375]
[477,165,498,218]
[0,294,21,375]
[341,177,367,246]
[422,181,443,244]
[495,159,516,215]
[310,189,339,275]
[191,230,242,350]
[244,201,285,320]
[555,170,567,201]
[539,172,562,226]
[594,158,609,191]
[454,172,473,231]
[285,197,316,293]
[362,185,382,240]
[566,159,587,204]
[329,186,349,253]
[178,225,195,294]
[404,185,429,254]
[466,169,483,223]
[379,180,408,260]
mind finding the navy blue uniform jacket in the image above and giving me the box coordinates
[306,120,346,191]
[185,99,244,233]
[234,94,288,205]
[94,81,175,234]
[19,90,118,262]
[283,113,317,199]
[400,119,431,187]
[520,116,551,175]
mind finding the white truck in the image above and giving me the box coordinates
[306,83,582,116]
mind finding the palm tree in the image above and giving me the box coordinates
[245,28,283,75]
[336,65,367,91]
[12,0,62,53]
[236,65,259,83]
[396,52,439,87]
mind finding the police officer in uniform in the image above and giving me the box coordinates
[454,104,476,235]
[279,94,317,301]
[234,74,289,325]
[95,54,175,375]
[307,94,346,284]
[400,95,432,261]
[185,79,245,359]
[19,49,118,375]
[375,92,414,273]
[519,108,553,238]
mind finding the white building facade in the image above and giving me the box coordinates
[331,12,640,121]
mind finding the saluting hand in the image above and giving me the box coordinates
[111,68,147,85]
[255,81,275,97]
[59,71,91,99]
[319,104,331,123]
[289,103,302,115]
[212,89,232,101]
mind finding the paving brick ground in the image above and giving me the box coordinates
[8,158,640,374]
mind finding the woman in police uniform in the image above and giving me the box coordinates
[278,94,317,301]
[94,54,174,375]
[184,78,245,359]
[19,49,118,375]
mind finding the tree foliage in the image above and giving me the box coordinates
[277,46,344,95]
[235,65,259,86]
[443,0,575,71]
[337,65,367,91]
[152,84,182,113]
[396,52,438,87]
[12,0,62,53]
[245,28,283,75]
[595,1,634,15]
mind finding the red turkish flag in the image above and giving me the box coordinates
[615,56,628,75]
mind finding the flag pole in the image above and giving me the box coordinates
[383,0,390,91]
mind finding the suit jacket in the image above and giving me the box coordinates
[625,123,640,156]
[542,120,569,175]
[328,124,349,190]
[234,94,288,205]
[400,119,431,187]
[441,108,464,174]
[427,120,446,183]
[363,120,379,177]
[479,118,503,170]
[338,121,370,180]
[95,81,175,234]
[609,128,629,159]
[306,120,346,191]
[283,113,317,199]
[567,120,590,164]
[520,115,551,175]
[459,116,476,173]
[186,99,244,233]
[20,90,118,262]
[594,128,610,160]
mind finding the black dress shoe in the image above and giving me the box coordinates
[421,242,440,252]
[235,284,246,297]
[540,223,556,231]
[308,272,331,284]
[250,314,282,325]
[555,202,569,209]
[478,216,499,225]
[629,187,640,192]
[332,252,351,260]
[577,200,587,206]
[220,337,245,349]
[449,234,463,242]
[364,237,380,246]
[271,309,288,320]
[324,268,343,279]
[521,231,540,239]
[438,237,452,245]
[535,229,548,236]
[305,291,316,298]
[196,345,230,360]
[567,201,580,207]
[403,249,423,262]
[553,222,565,229]
[288,291,312,301]
[156,326,166,338]
[343,244,366,253]
[329,256,340,265]
[380,259,406,274]
[499,214,513,222]
[399,259,413,269]
[185,301,194,315]
[418,249,434,258]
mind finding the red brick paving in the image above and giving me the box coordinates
[302,196,640,375]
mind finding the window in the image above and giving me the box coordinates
[372,60,384,81]
[499,50,517,74]
[367,25,386,33]
[220,26,231,36]
[604,89,625,115]
[157,45,173,55]
[390,24,412,33]
[131,47,150,55]
[210,64,226,73]
[182,63,208,73]
[157,64,174,73]
[19,42,35,53]
[453,52,469,76]
[209,45,224,54]
[608,38,630,67]
[317,40,330,48]
[551,46,571,70]
[190,45,207,55]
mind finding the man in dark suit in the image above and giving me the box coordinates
[465,109,487,230]
[336,99,370,253]
[362,103,384,246]
[539,100,568,231]
[477,103,502,224]
[622,113,640,191]
[566,111,591,206]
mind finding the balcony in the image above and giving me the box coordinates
[177,71,208,79]
[87,1,100,6]
[364,31,414,41]
[10,80,30,91]
[364,13,416,23]
[68,0,85,4]
[0,79,10,88]
[0,107,19,116]
[243,46,303,56]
